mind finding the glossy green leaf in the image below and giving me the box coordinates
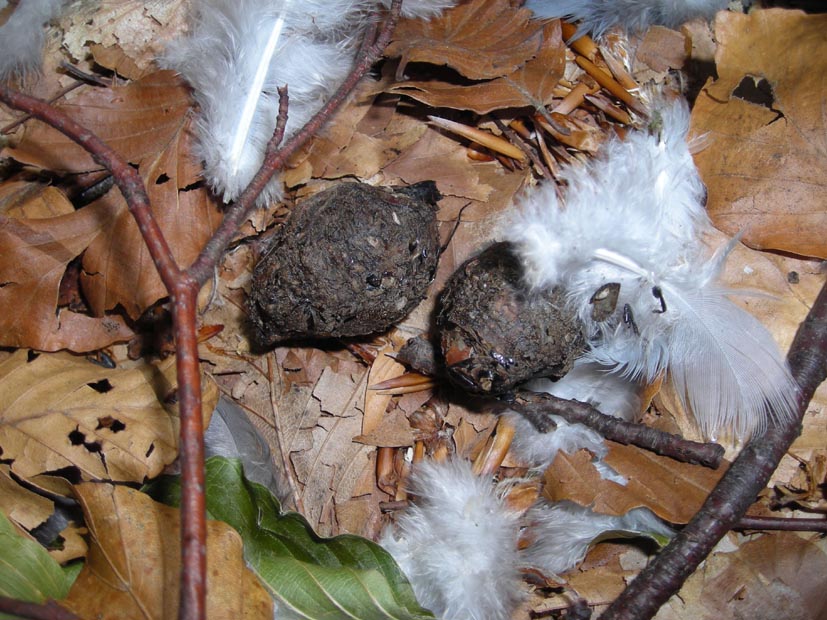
[0,511,81,608]
[145,456,433,620]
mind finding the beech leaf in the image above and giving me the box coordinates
[61,483,272,620]
[3,71,192,173]
[0,351,217,483]
[145,457,435,620]
[384,0,544,80]
[387,21,565,114]
[0,197,134,352]
[692,9,827,258]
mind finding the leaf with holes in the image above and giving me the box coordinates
[0,350,217,483]
[692,10,827,259]
[145,457,435,620]
[61,482,272,620]
[0,187,134,352]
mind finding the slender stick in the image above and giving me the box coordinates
[513,392,725,469]
[0,598,79,620]
[0,86,182,291]
[602,279,827,620]
[735,515,827,533]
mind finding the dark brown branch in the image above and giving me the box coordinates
[735,515,827,533]
[0,86,182,292]
[512,391,725,469]
[0,597,80,620]
[187,0,403,286]
[602,279,827,620]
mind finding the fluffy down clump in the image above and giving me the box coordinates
[520,500,674,577]
[525,0,727,38]
[379,459,523,620]
[0,0,66,79]
[506,98,797,440]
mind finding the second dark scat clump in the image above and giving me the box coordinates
[248,181,441,347]
[437,241,586,395]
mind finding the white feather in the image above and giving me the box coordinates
[525,0,727,38]
[379,459,522,620]
[379,0,460,19]
[520,500,674,577]
[161,0,365,205]
[506,98,798,439]
[0,0,66,79]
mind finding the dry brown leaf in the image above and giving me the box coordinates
[80,115,221,319]
[656,533,827,620]
[363,339,407,436]
[543,445,727,524]
[61,1,188,74]
[0,183,75,219]
[388,21,565,115]
[0,197,134,352]
[62,483,272,620]
[0,351,217,482]
[90,43,148,80]
[385,0,543,80]
[692,9,827,259]
[634,26,687,73]
[3,71,192,174]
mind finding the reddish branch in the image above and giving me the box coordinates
[513,392,726,469]
[0,4,402,620]
[734,515,827,533]
[602,279,827,620]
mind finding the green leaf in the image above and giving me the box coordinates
[145,456,434,620]
[0,511,81,605]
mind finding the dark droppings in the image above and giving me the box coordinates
[247,181,441,347]
[437,242,586,395]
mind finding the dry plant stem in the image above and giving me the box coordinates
[0,598,80,620]
[602,279,827,620]
[513,392,725,469]
[187,0,403,286]
[735,515,827,533]
[0,84,207,620]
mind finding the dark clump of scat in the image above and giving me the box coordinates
[248,181,441,347]
[437,241,586,395]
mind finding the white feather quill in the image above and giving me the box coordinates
[524,0,727,38]
[379,459,523,620]
[379,0,460,19]
[163,0,460,206]
[520,500,674,577]
[0,0,66,80]
[507,98,798,440]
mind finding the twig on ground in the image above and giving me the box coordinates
[512,391,726,469]
[601,279,827,620]
[0,598,79,620]
[734,515,827,533]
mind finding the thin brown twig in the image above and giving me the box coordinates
[734,515,827,533]
[0,598,80,620]
[512,391,726,469]
[602,278,827,620]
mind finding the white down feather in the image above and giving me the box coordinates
[0,0,66,80]
[506,98,798,440]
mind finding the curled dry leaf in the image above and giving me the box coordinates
[0,351,217,483]
[3,71,192,173]
[385,0,544,80]
[658,533,827,620]
[0,190,133,352]
[543,445,727,524]
[692,9,827,259]
[62,483,272,620]
[79,113,222,319]
[388,21,566,115]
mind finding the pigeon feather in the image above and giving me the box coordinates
[0,0,66,80]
